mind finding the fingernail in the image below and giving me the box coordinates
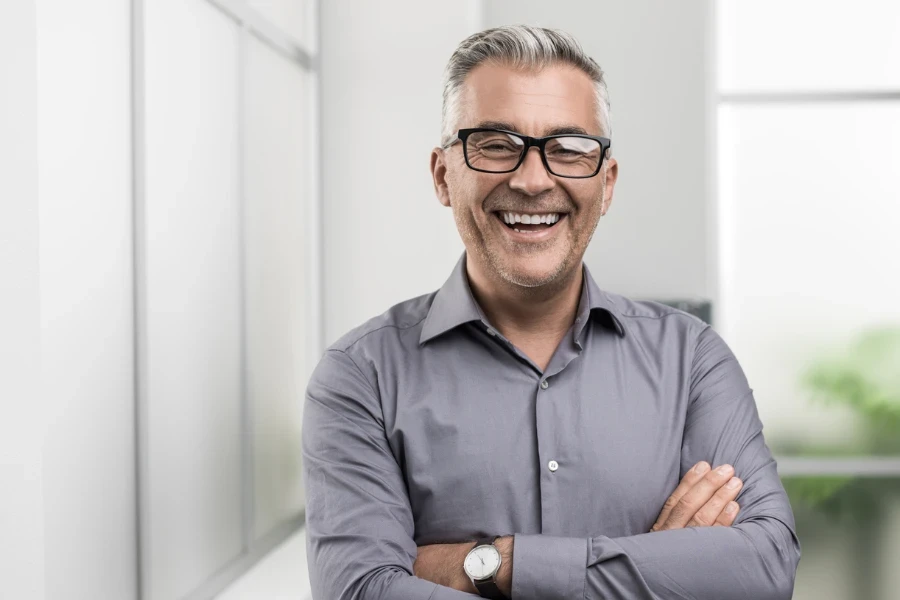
[726,477,741,489]
[726,502,738,514]
[715,464,733,476]
[694,462,710,474]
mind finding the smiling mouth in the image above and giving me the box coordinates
[494,211,566,233]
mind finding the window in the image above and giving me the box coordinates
[716,1,900,597]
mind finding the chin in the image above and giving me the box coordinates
[496,255,568,288]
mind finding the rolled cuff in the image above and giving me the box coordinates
[511,533,587,600]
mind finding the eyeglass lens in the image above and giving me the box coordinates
[465,131,602,177]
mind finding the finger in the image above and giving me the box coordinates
[714,501,741,526]
[658,463,735,530]
[687,476,742,527]
[650,461,711,532]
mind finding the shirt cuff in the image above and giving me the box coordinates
[511,533,587,600]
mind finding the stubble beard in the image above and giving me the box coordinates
[453,195,603,293]
[447,165,608,292]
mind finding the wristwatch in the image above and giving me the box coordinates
[463,536,507,599]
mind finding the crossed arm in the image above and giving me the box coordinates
[302,326,801,599]
[412,458,749,596]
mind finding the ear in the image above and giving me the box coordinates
[601,155,619,213]
[430,147,452,208]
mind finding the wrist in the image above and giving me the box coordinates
[494,536,514,597]
[463,536,514,598]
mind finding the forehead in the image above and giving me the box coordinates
[459,62,599,136]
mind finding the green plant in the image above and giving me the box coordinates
[784,326,900,513]
[803,326,900,454]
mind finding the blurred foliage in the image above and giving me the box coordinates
[781,476,890,524]
[803,326,900,453]
[784,327,900,514]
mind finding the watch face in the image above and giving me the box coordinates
[464,545,501,580]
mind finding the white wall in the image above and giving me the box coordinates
[320,0,479,344]
[0,3,45,599]
[4,1,315,597]
[142,2,244,597]
[35,1,138,599]
[1,3,136,597]
[244,32,311,541]
[321,0,714,345]
[141,1,314,596]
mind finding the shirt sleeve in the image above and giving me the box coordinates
[512,324,802,600]
[303,349,482,600]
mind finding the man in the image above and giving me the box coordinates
[303,25,800,599]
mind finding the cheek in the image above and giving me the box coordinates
[445,169,471,204]
[564,183,603,218]
[574,185,603,217]
[447,174,495,215]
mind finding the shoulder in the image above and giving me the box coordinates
[602,290,709,335]
[307,291,437,400]
[602,292,745,390]
[599,292,743,397]
[327,291,437,354]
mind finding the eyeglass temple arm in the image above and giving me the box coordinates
[441,134,460,149]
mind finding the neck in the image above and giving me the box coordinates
[465,254,583,340]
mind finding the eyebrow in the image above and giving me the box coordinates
[473,120,592,136]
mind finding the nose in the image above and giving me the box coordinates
[508,148,555,197]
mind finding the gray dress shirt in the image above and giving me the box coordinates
[303,253,801,599]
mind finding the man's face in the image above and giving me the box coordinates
[432,62,618,289]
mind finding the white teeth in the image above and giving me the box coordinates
[501,212,561,225]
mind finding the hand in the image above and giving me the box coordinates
[650,461,743,532]
[415,536,514,597]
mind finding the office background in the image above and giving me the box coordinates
[2,0,898,598]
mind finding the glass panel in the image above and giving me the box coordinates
[717,103,900,455]
[245,34,309,542]
[783,475,900,599]
[246,0,311,50]
[718,0,900,93]
[143,0,243,598]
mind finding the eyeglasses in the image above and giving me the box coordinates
[444,128,611,179]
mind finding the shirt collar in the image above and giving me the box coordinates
[576,261,627,340]
[419,251,626,345]
[419,253,487,344]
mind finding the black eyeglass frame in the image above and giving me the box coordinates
[446,128,612,179]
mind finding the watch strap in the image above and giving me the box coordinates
[471,537,506,599]
[474,578,506,600]
[474,536,498,547]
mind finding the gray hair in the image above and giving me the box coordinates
[440,25,612,147]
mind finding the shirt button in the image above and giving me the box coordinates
[540,380,549,390]
[548,460,559,472]
[486,328,497,336]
